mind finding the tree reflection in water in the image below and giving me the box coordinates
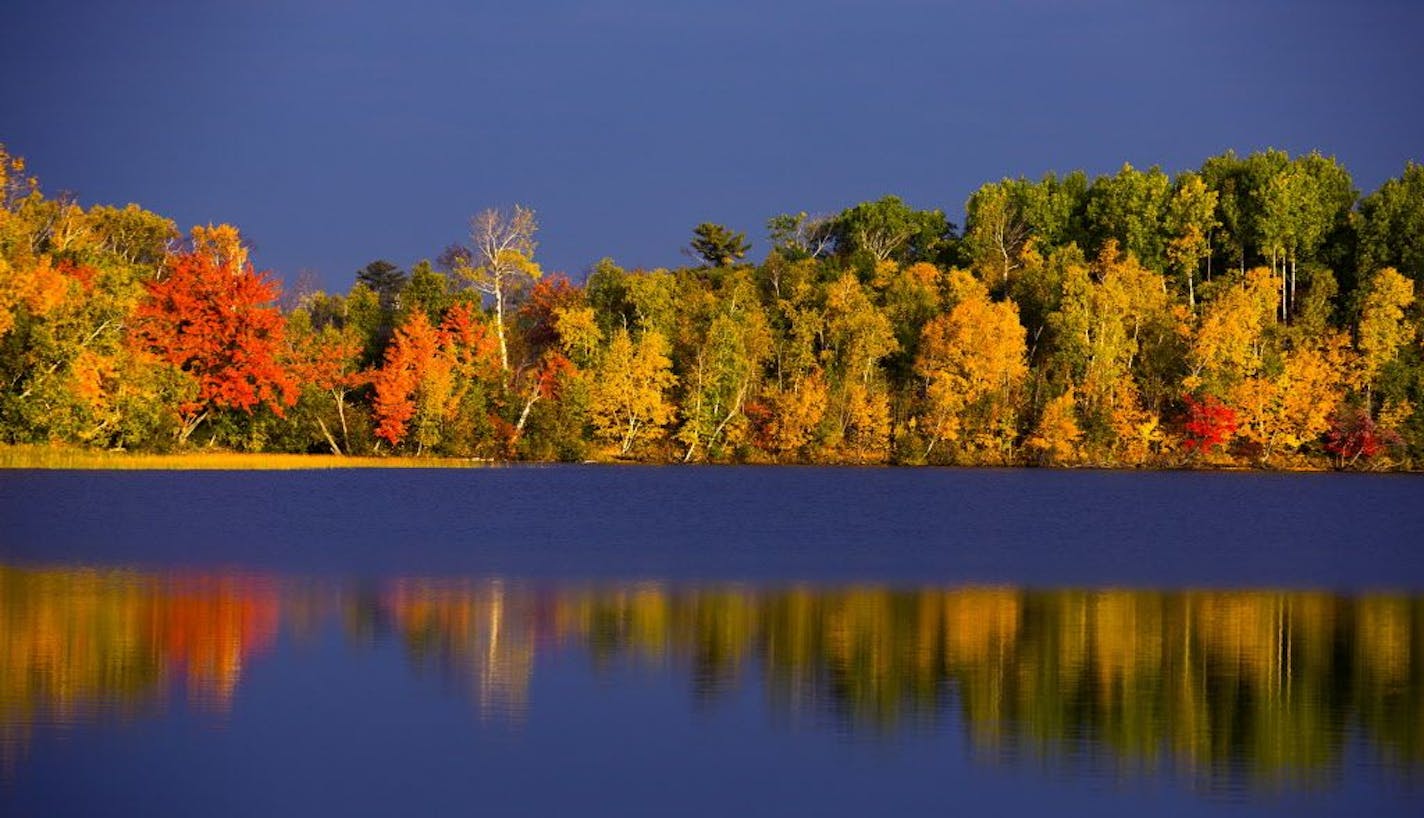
[1,564,1419,792]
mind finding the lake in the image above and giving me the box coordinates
[0,466,1420,816]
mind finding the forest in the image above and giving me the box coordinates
[1,144,1422,469]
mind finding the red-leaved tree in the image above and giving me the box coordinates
[1181,394,1237,454]
[1324,406,1400,467]
[132,251,296,441]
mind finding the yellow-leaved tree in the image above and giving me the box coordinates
[914,270,1028,462]
[821,273,897,461]
[1026,389,1082,465]
[1185,267,1279,395]
[1230,333,1355,464]
[590,328,677,456]
[1357,266,1415,402]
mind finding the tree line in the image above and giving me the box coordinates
[2,144,1422,468]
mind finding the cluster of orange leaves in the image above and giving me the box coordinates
[131,252,296,421]
[370,303,501,445]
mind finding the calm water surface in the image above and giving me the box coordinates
[0,466,1420,816]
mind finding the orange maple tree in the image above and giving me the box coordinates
[131,251,296,438]
[370,303,501,448]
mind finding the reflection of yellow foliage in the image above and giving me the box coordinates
[384,579,535,720]
[943,589,1021,664]
[1091,593,1163,699]
[1356,596,1413,685]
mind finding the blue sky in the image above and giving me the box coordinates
[2,0,1421,290]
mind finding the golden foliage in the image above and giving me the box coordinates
[1027,389,1082,465]
[590,328,677,456]
[1231,332,1354,462]
[1358,267,1415,384]
[915,284,1027,459]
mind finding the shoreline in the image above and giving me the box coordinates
[1,444,1414,473]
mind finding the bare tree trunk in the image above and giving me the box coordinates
[1288,254,1297,319]
[1281,250,1292,323]
[333,388,351,452]
[705,384,747,457]
[494,277,509,375]
[178,411,209,445]
[620,418,640,456]
[316,417,343,456]
[515,387,539,435]
[1205,230,1213,283]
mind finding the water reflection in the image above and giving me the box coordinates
[2,564,1420,792]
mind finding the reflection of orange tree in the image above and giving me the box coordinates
[381,580,536,720]
[0,566,279,765]
[158,576,280,708]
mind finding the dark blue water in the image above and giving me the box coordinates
[2,466,1421,587]
[0,466,1421,817]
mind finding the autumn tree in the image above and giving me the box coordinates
[1026,389,1081,465]
[369,304,500,453]
[676,271,773,462]
[1164,172,1219,308]
[1044,244,1177,452]
[453,205,542,375]
[589,328,677,456]
[1231,333,1353,464]
[286,310,367,454]
[822,273,898,460]
[1181,395,1238,456]
[1185,268,1279,397]
[1324,406,1400,467]
[131,251,296,443]
[189,223,250,272]
[1356,267,1415,400]
[875,261,943,371]
[914,271,1028,461]
[511,275,585,438]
